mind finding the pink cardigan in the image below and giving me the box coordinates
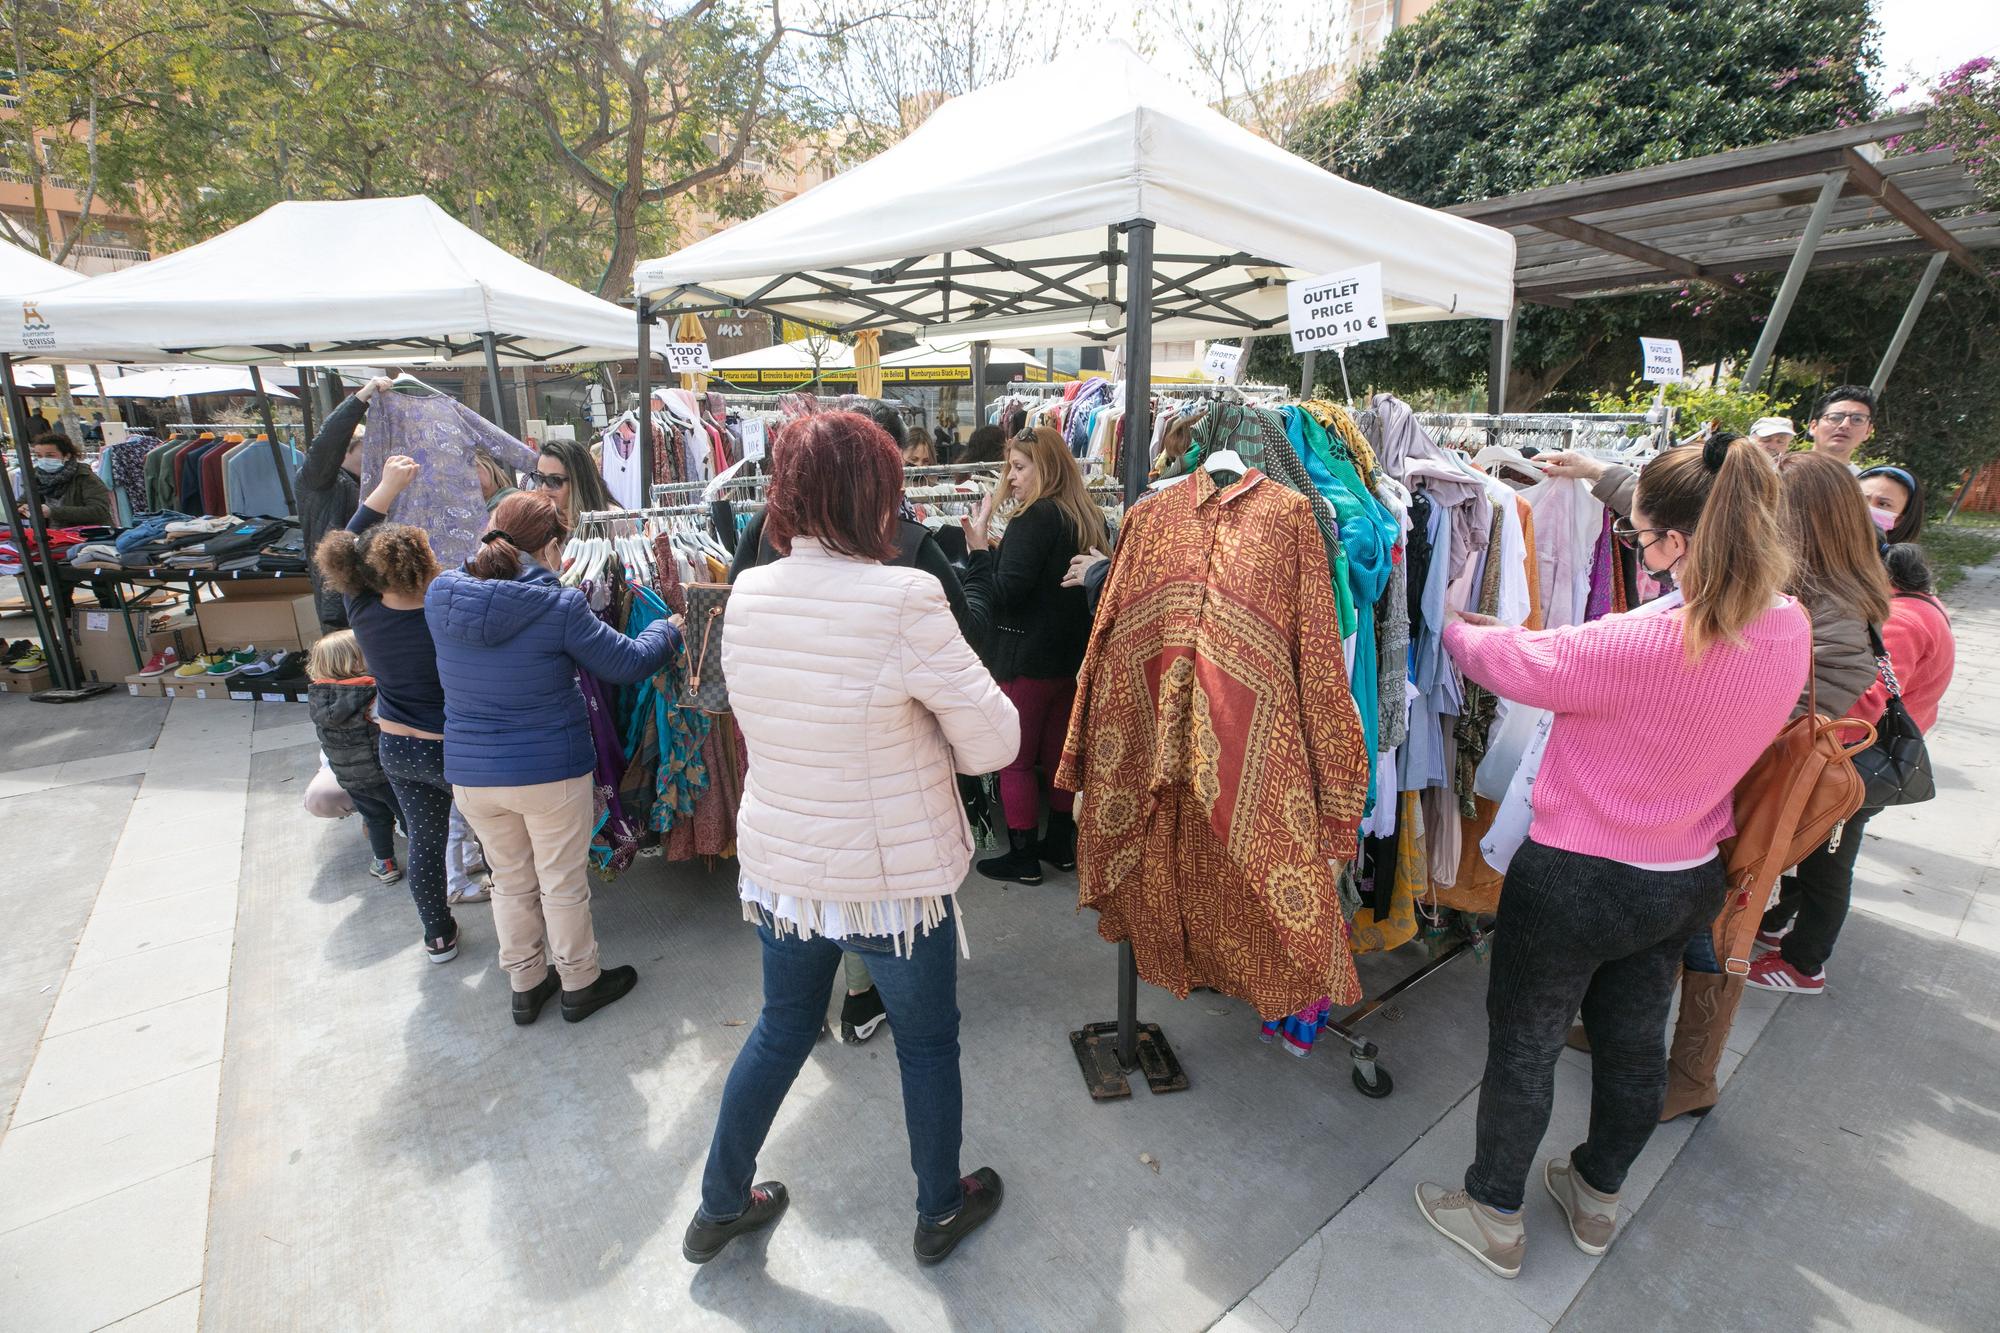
[1444,600,1810,864]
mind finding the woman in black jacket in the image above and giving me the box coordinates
[967,425,1107,884]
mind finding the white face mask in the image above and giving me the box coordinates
[32,456,65,475]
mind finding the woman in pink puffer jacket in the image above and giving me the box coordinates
[682,411,1019,1271]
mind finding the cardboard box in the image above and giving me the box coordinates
[126,674,165,697]
[0,669,52,693]
[216,577,313,600]
[73,609,199,683]
[195,593,320,655]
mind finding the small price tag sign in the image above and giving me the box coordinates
[1640,337,1684,384]
[1288,263,1387,352]
[1201,342,1245,383]
[663,342,712,374]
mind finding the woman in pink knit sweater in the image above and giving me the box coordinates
[1417,437,1810,1279]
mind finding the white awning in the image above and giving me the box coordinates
[5,197,641,364]
[87,366,298,399]
[709,338,857,371]
[634,41,1514,342]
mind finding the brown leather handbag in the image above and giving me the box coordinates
[1714,637,1875,974]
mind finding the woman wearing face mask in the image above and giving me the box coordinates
[18,432,113,527]
[1416,435,1807,1278]
[1856,465,1924,546]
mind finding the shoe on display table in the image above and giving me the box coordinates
[176,653,225,677]
[7,644,46,673]
[138,646,180,677]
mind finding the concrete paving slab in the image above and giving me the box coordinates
[0,692,170,773]
[1559,914,2000,1333]
[8,990,225,1128]
[68,885,242,969]
[0,1158,210,1333]
[102,1289,201,1332]
[45,931,233,1036]
[0,775,142,1125]
[200,745,1500,1332]
[0,1062,219,1232]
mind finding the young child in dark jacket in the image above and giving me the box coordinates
[306,630,406,884]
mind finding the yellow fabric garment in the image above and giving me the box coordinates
[1349,790,1425,955]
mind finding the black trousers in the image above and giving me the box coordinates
[347,784,404,861]
[1465,839,1727,1211]
[377,735,456,940]
[1761,807,1880,976]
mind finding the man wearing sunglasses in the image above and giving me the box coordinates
[1806,385,1876,470]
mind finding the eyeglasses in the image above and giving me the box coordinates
[1610,517,1681,551]
[1818,411,1872,427]
[529,472,569,490]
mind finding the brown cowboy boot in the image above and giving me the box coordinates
[1661,970,1746,1121]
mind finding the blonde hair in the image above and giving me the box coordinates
[1777,452,1893,627]
[1635,438,1793,661]
[307,629,368,681]
[1001,426,1108,554]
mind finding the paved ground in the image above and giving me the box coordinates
[0,556,1994,1332]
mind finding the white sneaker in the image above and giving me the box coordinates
[1415,1181,1525,1279]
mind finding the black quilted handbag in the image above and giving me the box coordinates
[1852,625,1933,807]
[677,582,731,714]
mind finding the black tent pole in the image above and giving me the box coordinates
[1,351,82,688]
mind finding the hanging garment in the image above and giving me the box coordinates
[600,417,645,508]
[1057,467,1370,1019]
[224,439,303,519]
[362,394,538,570]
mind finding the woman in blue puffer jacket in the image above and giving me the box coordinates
[426,490,678,1027]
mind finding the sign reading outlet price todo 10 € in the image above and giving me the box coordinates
[1287,263,1387,352]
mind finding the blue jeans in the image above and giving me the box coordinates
[700,904,965,1226]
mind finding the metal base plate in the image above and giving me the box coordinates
[1070,1022,1190,1100]
[31,683,119,704]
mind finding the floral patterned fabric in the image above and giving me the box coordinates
[1057,467,1371,1018]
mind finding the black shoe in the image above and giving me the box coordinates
[976,830,1043,885]
[424,924,459,964]
[1039,812,1077,872]
[512,972,561,1026]
[840,986,888,1045]
[561,964,637,1023]
[683,1182,789,1264]
[913,1167,1004,1266]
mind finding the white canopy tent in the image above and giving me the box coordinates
[83,366,298,400]
[6,196,641,366]
[882,344,1047,372]
[633,40,1515,344]
[708,338,857,372]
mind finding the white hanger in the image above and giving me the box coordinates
[1203,448,1247,477]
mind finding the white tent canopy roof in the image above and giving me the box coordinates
[709,338,856,371]
[634,41,1514,342]
[6,197,641,364]
[882,344,1045,369]
[86,366,297,400]
[0,235,85,297]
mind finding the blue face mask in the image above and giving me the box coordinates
[32,456,65,475]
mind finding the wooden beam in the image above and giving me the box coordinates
[1841,147,1985,276]
[1529,216,1711,280]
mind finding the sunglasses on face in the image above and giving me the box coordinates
[1610,517,1680,551]
[529,472,569,490]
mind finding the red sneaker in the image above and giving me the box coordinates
[138,646,179,677]
[1746,950,1825,995]
[1754,926,1789,952]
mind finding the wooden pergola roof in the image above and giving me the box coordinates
[1449,113,1998,307]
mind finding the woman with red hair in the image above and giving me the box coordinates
[682,411,1018,1268]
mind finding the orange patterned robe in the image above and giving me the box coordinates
[1056,469,1370,1018]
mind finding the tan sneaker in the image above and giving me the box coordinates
[1415,1181,1525,1278]
[1545,1156,1619,1255]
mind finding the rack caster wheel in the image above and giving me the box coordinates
[1352,1062,1393,1099]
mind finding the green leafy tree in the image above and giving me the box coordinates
[1265,0,1881,407]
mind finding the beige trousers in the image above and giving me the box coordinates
[453,775,601,992]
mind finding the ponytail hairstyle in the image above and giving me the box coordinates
[1777,452,1893,628]
[314,523,439,599]
[1881,542,1935,596]
[467,490,569,580]
[1635,435,1793,661]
